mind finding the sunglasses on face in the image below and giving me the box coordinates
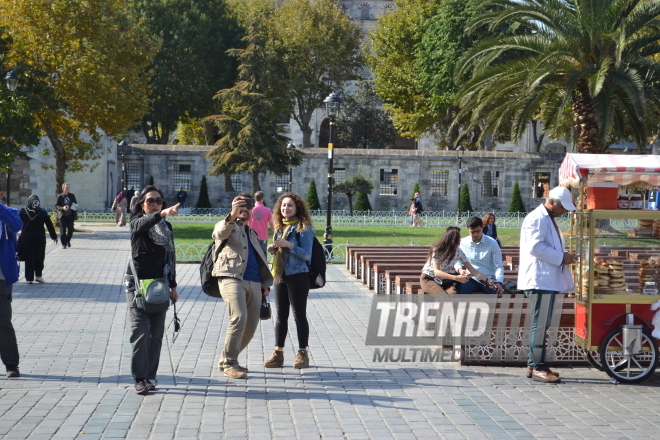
[145,197,164,206]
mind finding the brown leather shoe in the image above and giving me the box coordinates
[526,366,559,378]
[531,369,560,384]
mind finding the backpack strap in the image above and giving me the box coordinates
[294,229,312,270]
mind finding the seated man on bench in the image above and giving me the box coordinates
[457,216,505,296]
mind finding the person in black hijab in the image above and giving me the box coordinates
[18,195,58,284]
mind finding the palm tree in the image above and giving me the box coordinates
[454,0,660,153]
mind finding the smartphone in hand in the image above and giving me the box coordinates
[241,198,255,209]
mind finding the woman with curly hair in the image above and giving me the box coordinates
[420,227,493,294]
[264,193,314,369]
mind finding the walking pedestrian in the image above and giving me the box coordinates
[55,183,78,248]
[264,193,314,369]
[0,188,22,378]
[248,191,273,254]
[125,185,180,395]
[213,194,273,379]
[129,191,140,213]
[518,186,576,384]
[111,190,128,227]
[17,195,58,284]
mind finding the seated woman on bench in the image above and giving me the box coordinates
[420,226,494,294]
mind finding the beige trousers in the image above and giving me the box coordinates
[220,278,262,367]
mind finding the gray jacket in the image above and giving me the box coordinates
[211,214,273,287]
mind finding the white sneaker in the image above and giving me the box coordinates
[35,277,45,283]
[26,281,33,284]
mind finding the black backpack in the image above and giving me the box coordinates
[200,240,225,298]
[296,231,326,289]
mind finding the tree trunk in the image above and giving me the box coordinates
[141,117,155,144]
[483,130,493,151]
[41,118,67,198]
[251,170,260,194]
[443,106,460,150]
[301,123,313,148]
[224,173,234,192]
[572,80,601,153]
[202,119,216,145]
[531,119,545,152]
[347,193,354,216]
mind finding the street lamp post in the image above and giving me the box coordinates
[287,142,296,193]
[4,70,19,206]
[118,140,128,191]
[323,91,341,256]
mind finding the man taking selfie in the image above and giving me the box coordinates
[212,194,273,378]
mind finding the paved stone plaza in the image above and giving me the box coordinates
[1,226,660,439]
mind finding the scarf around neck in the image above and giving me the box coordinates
[271,217,299,284]
[148,218,176,283]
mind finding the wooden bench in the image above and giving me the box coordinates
[360,254,427,286]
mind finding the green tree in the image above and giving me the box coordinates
[458,182,473,213]
[196,175,212,208]
[368,0,442,138]
[509,180,525,213]
[454,0,660,153]
[272,0,362,148]
[333,175,374,216]
[3,0,153,195]
[336,81,396,149]
[353,191,372,212]
[305,178,321,211]
[0,29,40,173]
[415,0,492,150]
[177,119,206,145]
[129,0,242,144]
[206,20,300,193]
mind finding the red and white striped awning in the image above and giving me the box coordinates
[559,153,660,188]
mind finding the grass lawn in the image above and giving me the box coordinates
[172,224,524,246]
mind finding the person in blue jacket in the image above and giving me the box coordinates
[264,193,315,369]
[0,188,23,378]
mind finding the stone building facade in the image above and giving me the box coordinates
[115,145,563,212]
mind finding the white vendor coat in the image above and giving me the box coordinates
[517,204,575,293]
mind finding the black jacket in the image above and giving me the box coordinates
[55,192,78,220]
[19,208,57,240]
[128,213,177,288]
[484,223,498,240]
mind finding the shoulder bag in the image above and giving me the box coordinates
[129,256,170,313]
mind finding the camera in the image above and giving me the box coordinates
[241,197,255,209]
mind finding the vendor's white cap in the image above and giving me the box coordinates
[548,186,576,211]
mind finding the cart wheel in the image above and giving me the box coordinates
[599,327,659,384]
[584,350,603,371]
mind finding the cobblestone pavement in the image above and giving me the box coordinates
[1,226,660,439]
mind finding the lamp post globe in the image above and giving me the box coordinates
[118,140,128,191]
[322,91,342,257]
[287,142,296,193]
[4,70,18,92]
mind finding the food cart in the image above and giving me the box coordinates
[560,153,660,383]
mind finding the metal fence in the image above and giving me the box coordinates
[60,208,577,228]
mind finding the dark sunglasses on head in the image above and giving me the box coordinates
[145,197,164,206]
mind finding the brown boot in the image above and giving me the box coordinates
[293,349,309,369]
[264,349,284,368]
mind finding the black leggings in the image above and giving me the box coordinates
[274,272,310,348]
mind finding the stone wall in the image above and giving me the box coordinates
[120,145,563,211]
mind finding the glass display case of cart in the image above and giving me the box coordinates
[571,210,660,303]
